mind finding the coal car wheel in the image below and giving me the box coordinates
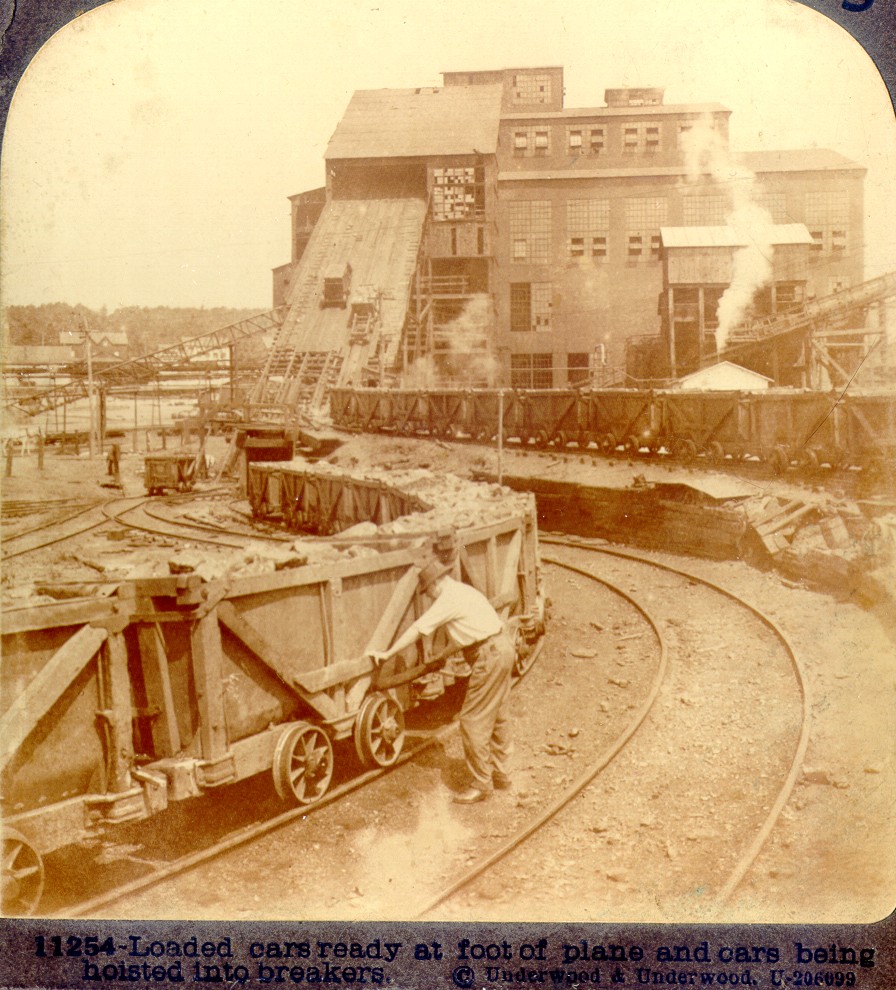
[600,433,617,455]
[2,829,44,916]
[353,693,405,768]
[770,445,790,476]
[273,722,334,806]
[707,441,725,465]
[511,625,537,677]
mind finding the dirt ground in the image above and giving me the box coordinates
[2,431,894,924]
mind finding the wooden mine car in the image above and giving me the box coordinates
[330,386,896,474]
[143,452,200,495]
[320,262,352,309]
[1,472,543,915]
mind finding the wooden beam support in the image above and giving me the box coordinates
[101,631,134,793]
[217,601,339,721]
[190,611,228,761]
[137,623,181,756]
[0,624,108,771]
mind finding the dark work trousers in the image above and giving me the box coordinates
[459,630,515,789]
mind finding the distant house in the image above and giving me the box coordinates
[4,344,78,370]
[58,329,130,366]
[676,361,773,391]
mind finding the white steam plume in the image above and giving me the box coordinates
[405,293,499,387]
[680,116,776,352]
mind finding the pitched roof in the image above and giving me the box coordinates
[660,224,814,248]
[738,148,865,173]
[326,85,504,160]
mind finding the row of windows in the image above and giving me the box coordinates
[510,120,717,157]
[506,194,851,264]
[509,352,593,388]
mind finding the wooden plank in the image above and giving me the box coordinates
[363,565,421,653]
[137,624,181,756]
[102,631,134,793]
[0,624,108,771]
[2,598,115,635]
[224,544,421,598]
[217,601,339,720]
[486,535,498,599]
[499,530,523,601]
[190,612,228,761]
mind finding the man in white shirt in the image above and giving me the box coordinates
[369,557,515,803]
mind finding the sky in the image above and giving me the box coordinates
[1,0,895,312]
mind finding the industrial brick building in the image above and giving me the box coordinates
[270,66,864,396]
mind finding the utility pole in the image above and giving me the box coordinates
[82,320,97,458]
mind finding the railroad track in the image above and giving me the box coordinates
[0,488,248,560]
[423,537,809,920]
[43,539,806,921]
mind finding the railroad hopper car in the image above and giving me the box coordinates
[1,471,544,915]
[330,386,896,472]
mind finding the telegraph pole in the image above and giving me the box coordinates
[79,318,97,459]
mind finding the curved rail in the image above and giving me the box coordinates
[541,535,811,911]
[62,639,544,919]
[413,557,668,917]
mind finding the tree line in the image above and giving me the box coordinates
[4,303,268,362]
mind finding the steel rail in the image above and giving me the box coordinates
[62,640,545,920]
[412,554,669,917]
[541,535,811,911]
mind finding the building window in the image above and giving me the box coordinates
[509,201,551,264]
[568,129,583,151]
[567,352,589,385]
[756,190,788,224]
[567,199,610,262]
[589,127,605,154]
[645,126,660,153]
[625,197,668,263]
[805,191,849,255]
[511,353,554,388]
[531,283,552,331]
[682,195,728,226]
[510,283,532,332]
[534,130,550,155]
[623,125,641,154]
[509,282,551,332]
[513,132,529,155]
[432,166,484,221]
[512,72,552,105]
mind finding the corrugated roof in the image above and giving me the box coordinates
[502,102,730,120]
[660,224,813,248]
[326,85,504,160]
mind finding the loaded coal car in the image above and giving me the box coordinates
[656,390,752,463]
[1,468,544,915]
[581,388,661,454]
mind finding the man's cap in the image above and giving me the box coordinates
[419,558,452,590]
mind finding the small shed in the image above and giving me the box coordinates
[676,361,773,391]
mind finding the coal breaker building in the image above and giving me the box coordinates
[269,66,864,399]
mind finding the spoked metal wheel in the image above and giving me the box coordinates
[509,621,538,677]
[2,829,44,916]
[353,693,405,768]
[273,722,334,806]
